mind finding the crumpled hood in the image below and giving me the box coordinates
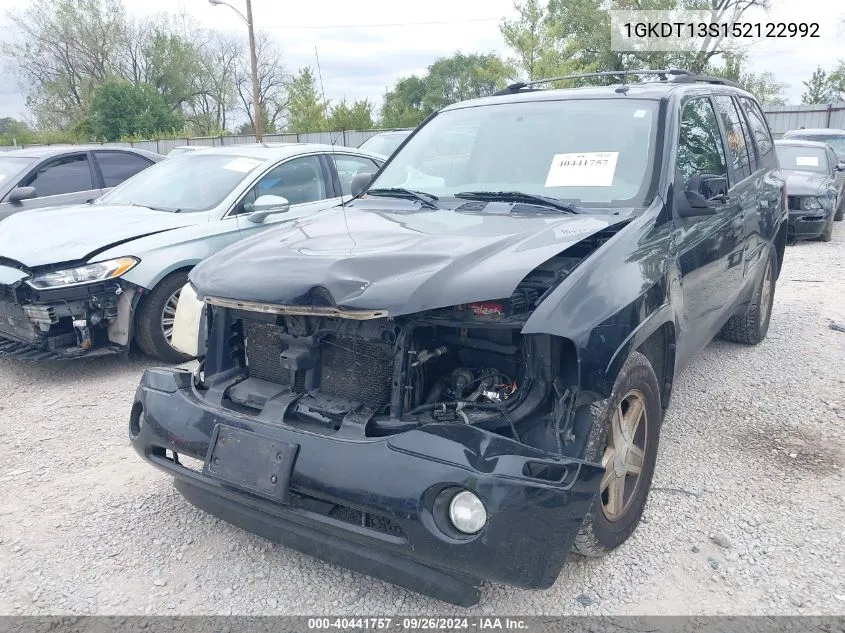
[190,200,628,316]
[784,171,830,196]
[0,205,199,268]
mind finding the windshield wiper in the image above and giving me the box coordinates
[454,191,579,214]
[365,187,439,209]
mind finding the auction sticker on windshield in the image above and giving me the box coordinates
[223,157,263,173]
[545,152,619,187]
[796,156,819,167]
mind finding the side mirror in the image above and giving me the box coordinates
[675,173,728,218]
[836,162,845,172]
[247,195,290,224]
[350,172,374,198]
[8,186,36,203]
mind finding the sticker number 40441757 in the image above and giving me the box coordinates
[545,151,619,188]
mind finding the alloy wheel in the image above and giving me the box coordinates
[160,288,182,345]
[600,389,648,522]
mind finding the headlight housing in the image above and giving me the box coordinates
[26,257,139,290]
[171,282,206,358]
[800,196,823,211]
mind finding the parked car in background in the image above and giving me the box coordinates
[0,144,384,361]
[0,146,163,221]
[781,128,845,220]
[357,130,412,158]
[775,139,841,241]
[131,70,787,606]
[166,145,211,157]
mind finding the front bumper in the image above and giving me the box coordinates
[130,367,603,606]
[788,211,830,239]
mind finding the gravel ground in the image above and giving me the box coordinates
[1,224,844,616]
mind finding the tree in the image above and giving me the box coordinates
[235,32,289,133]
[381,76,428,128]
[328,99,374,131]
[285,67,329,133]
[2,0,128,129]
[0,117,36,145]
[802,67,835,104]
[381,53,513,127]
[706,53,786,104]
[86,80,183,141]
[500,0,559,81]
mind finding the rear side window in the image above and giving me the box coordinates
[19,154,93,197]
[739,98,776,169]
[714,96,753,181]
[333,155,381,195]
[94,151,153,187]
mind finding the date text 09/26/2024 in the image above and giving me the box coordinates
[307,618,529,630]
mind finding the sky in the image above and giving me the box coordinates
[1,0,843,123]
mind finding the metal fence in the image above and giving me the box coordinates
[761,104,845,138]
[2,104,845,152]
[0,129,410,154]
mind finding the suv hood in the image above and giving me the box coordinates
[784,171,830,196]
[0,205,199,268]
[190,200,628,316]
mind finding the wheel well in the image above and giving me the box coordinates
[774,222,787,280]
[130,266,194,345]
[636,322,676,410]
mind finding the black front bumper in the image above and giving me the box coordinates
[787,211,830,239]
[130,367,603,606]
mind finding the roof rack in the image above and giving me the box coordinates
[493,69,742,95]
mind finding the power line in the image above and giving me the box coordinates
[256,17,501,30]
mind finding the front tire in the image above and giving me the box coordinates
[834,196,843,222]
[719,247,776,345]
[572,351,662,557]
[135,271,193,363]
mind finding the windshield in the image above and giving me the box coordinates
[368,99,660,207]
[98,153,266,212]
[359,133,410,157]
[0,157,35,187]
[785,134,845,158]
[775,145,830,174]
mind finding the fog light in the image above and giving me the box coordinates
[448,490,487,534]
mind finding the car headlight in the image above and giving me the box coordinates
[26,257,139,290]
[448,490,487,534]
[171,282,206,358]
[800,196,822,211]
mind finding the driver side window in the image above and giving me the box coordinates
[677,98,728,189]
[234,155,327,215]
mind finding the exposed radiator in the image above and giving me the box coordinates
[244,322,290,384]
[319,337,394,409]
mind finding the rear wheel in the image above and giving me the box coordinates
[135,271,193,363]
[719,248,776,345]
[572,351,662,556]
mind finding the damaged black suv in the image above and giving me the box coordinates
[130,70,787,605]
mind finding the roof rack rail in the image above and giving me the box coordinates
[493,69,742,95]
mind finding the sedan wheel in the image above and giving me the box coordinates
[161,288,182,345]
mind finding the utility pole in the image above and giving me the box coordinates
[209,0,263,142]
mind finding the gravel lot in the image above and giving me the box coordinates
[1,224,844,616]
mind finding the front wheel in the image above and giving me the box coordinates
[834,196,843,222]
[572,351,662,556]
[135,271,193,363]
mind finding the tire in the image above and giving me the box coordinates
[834,196,843,222]
[572,351,662,557]
[818,217,833,242]
[719,247,776,345]
[135,271,193,363]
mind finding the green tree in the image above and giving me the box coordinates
[0,117,36,145]
[285,67,329,133]
[381,53,513,127]
[706,53,786,105]
[381,76,428,128]
[328,99,374,131]
[86,80,183,141]
[801,67,835,104]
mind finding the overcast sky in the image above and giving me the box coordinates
[1,0,843,122]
